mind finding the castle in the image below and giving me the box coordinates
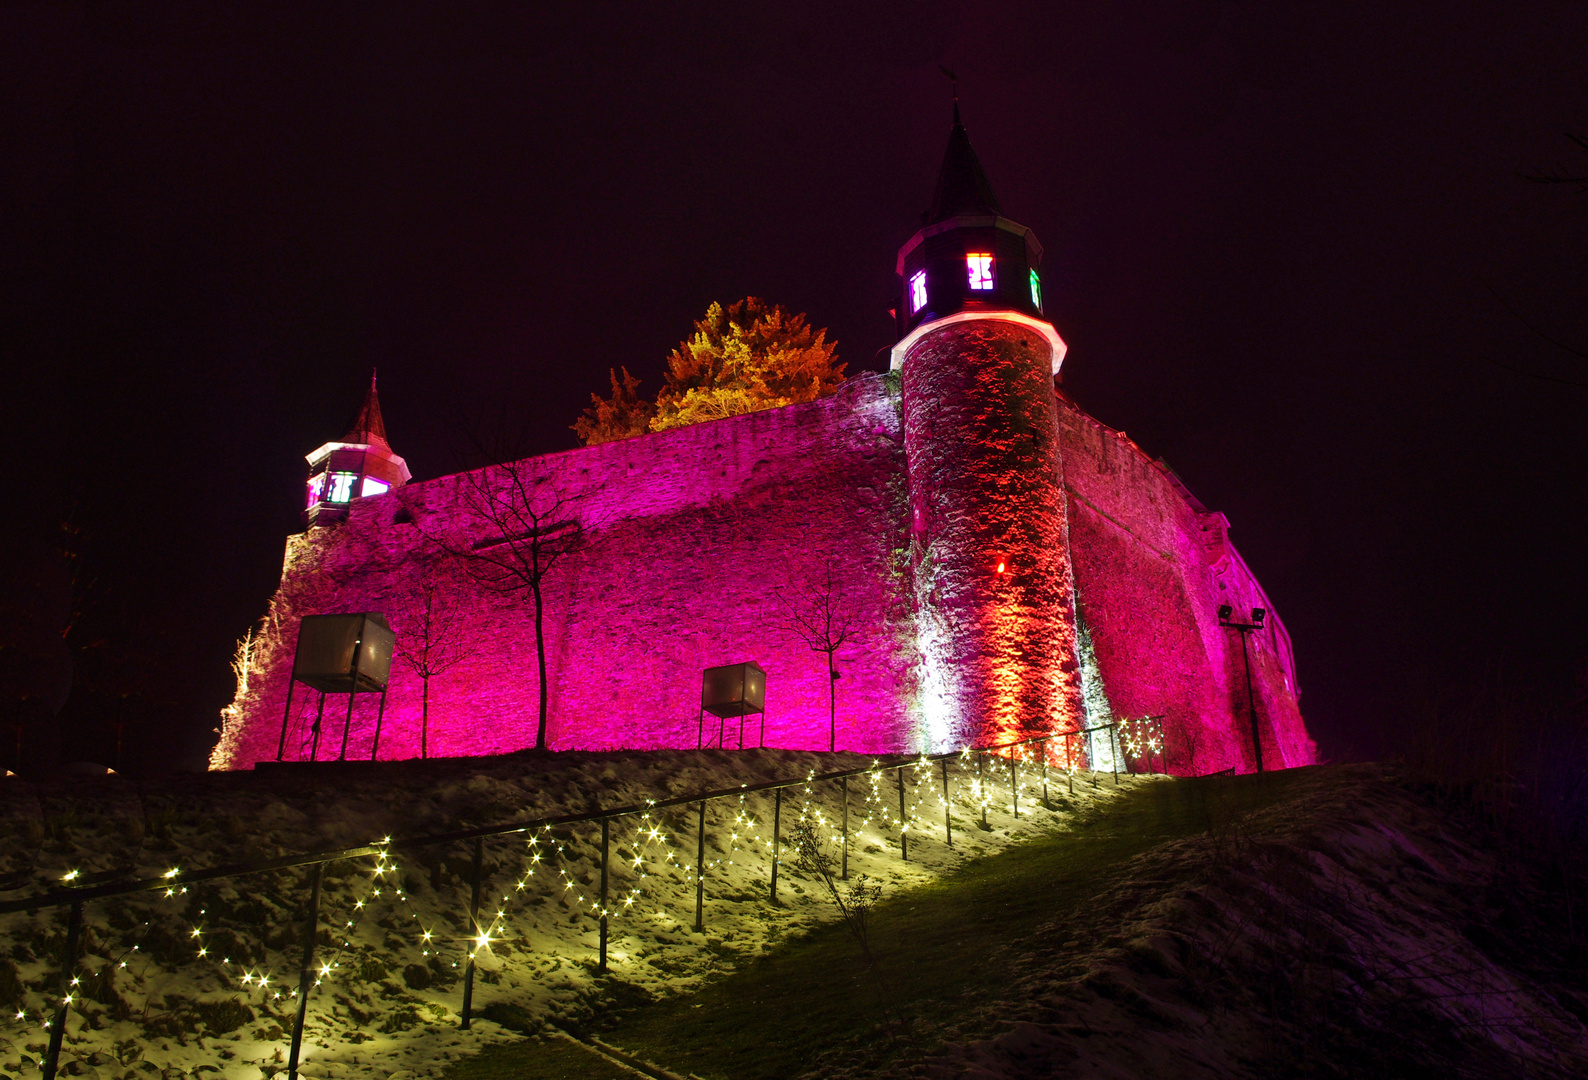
[211,111,1316,774]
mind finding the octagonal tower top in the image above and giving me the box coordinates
[891,104,1066,373]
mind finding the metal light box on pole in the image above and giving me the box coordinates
[698,661,767,749]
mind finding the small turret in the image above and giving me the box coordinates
[892,104,1065,371]
[305,372,411,527]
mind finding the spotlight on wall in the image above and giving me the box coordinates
[1252,607,1266,624]
[1217,604,1233,622]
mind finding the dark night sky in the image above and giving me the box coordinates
[3,3,1585,771]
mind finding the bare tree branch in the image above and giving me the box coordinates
[775,557,857,752]
[393,567,467,758]
[416,419,592,751]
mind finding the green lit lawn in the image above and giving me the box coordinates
[442,1036,637,1079]
[445,768,1315,1080]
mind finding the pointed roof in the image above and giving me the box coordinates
[343,370,390,449]
[923,103,1003,225]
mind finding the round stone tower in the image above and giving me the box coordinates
[894,106,1085,751]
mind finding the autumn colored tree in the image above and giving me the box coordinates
[571,366,656,446]
[572,298,845,444]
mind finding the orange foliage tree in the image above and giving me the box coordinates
[573,298,844,445]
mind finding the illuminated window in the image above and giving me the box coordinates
[908,270,928,314]
[329,472,357,503]
[361,477,390,498]
[1029,269,1042,311]
[967,254,995,291]
[306,473,325,508]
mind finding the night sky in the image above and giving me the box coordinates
[4,3,1585,772]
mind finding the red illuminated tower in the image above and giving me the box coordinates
[895,105,1084,751]
[305,372,411,527]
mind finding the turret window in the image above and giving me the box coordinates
[967,253,995,291]
[1029,268,1042,310]
[909,270,928,314]
[361,477,390,498]
[328,472,358,503]
[306,473,325,509]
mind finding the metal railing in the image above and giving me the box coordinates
[1,722,1162,1080]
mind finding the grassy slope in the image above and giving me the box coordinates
[445,769,1311,1080]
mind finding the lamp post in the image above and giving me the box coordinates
[1218,604,1267,773]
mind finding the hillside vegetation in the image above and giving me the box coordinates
[453,765,1588,1080]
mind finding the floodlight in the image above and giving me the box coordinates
[1217,604,1233,622]
[1252,607,1266,624]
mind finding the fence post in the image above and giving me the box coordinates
[1041,738,1050,807]
[1010,751,1019,818]
[40,900,83,1080]
[599,818,609,973]
[694,800,707,932]
[461,837,483,1029]
[1067,732,1075,796]
[896,767,908,861]
[286,863,323,1080]
[940,758,952,848]
[977,752,987,828]
[1112,725,1121,787]
[769,787,782,904]
[840,776,849,880]
[838,781,851,883]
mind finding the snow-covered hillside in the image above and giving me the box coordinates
[906,766,1588,1079]
[0,748,1131,1079]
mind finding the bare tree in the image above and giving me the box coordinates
[394,573,467,759]
[424,453,586,752]
[789,822,900,1043]
[776,558,856,752]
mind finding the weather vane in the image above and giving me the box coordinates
[939,64,958,106]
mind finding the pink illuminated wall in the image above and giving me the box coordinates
[1057,396,1313,773]
[213,372,1315,773]
[214,378,918,767]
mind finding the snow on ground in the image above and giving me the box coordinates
[0,747,1137,1079]
[888,765,1588,1080]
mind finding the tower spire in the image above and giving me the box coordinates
[923,93,1002,225]
[344,368,390,449]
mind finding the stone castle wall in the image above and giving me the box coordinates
[1057,398,1312,771]
[213,376,918,767]
[212,373,1315,772]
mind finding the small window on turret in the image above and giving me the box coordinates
[967,254,995,291]
[1029,269,1042,311]
[328,472,357,503]
[306,473,326,509]
[909,270,927,314]
[361,477,390,498]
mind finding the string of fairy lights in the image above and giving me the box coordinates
[1119,715,1165,765]
[4,734,1137,1060]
